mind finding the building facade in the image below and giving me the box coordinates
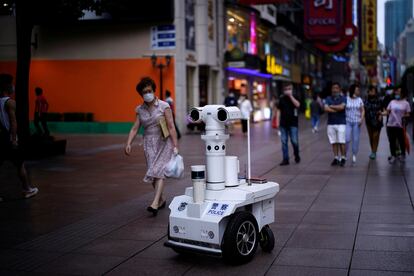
[384,0,413,52]
[0,0,226,133]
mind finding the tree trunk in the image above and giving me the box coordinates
[15,0,33,150]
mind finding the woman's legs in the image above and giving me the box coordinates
[371,128,381,153]
[345,122,352,157]
[366,125,374,151]
[387,127,398,157]
[150,178,165,209]
[395,128,406,157]
[352,123,361,156]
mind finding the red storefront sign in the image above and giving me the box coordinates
[238,0,290,4]
[304,0,344,39]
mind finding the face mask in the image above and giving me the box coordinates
[143,93,154,102]
[395,95,401,100]
[386,90,392,95]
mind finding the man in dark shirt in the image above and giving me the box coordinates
[324,82,347,166]
[277,83,301,166]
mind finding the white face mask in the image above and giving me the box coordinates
[143,93,154,103]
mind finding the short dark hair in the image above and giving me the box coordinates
[165,90,171,97]
[0,73,13,93]
[136,77,156,94]
[349,84,360,97]
[35,87,43,96]
[283,82,293,89]
[368,85,377,93]
[331,82,341,88]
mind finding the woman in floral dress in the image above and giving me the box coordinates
[125,77,179,216]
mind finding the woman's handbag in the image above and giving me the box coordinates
[159,116,170,139]
[165,154,184,178]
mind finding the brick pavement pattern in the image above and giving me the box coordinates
[0,117,413,275]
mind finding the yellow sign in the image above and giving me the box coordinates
[266,55,283,75]
[361,0,377,54]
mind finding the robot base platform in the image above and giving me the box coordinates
[165,181,279,264]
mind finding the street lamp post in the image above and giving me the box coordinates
[151,54,171,100]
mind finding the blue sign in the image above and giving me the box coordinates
[207,203,230,216]
[151,25,176,50]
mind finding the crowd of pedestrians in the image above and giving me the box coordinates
[271,81,411,166]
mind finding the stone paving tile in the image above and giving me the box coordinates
[267,265,348,276]
[302,211,359,224]
[34,253,125,275]
[359,213,414,224]
[363,195,413,206]
[104,225,167,241]
[361,204,414,214]
[0,249,64,271]
[106,256,192,276]
[355,235,414,252]
[350,270,414,276]
[275,210,306,224]
[357,223,414,237]
[297,223,357,234]
[275,248,352,268]
[181,247,282,276]
[286,231,355,250]
[351,250,414,272]
[74,238,151,257]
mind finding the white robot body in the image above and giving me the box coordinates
[165,105,279,264]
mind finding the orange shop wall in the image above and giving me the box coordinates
[1,58,175,122]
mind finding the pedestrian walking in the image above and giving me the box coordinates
[277,83,301,166]
[345,84,364,164]
[383,88,411,164]
[224,91,237,107]
[364,85,383,160]
[310,93,323,133]
[324,82,347,166]
[165,90,181,139]
[125,77,179,216]
[34,87,50,137]
[238,93,253,135]
[0,74,39,200]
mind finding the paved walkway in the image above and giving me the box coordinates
[0,117,413,275]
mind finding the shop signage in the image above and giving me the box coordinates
[360,0,377,55]
[266,55,282,75]
[208,0,215,41]
[238,0,290,4]
[185,0,195,50]
[228,61,246,68]
[304,0,343,39]
[282,67,291,77]
[302,75,312,85]
[151,25,176,50]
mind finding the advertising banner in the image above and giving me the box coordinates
[238,0,290,4]
[360,0,377,54]
[304,0,344,39]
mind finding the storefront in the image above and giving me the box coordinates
[226,68,272,122]
[225,5,272,122]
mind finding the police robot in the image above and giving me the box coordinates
[164,105,279,264]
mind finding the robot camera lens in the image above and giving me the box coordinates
[207,145,212,151]
[190,109,200,121]
[217,109,227,121]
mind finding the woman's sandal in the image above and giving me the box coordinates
[146,206,158,216]
[158,200,167,209]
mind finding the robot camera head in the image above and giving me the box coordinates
[189,105,242,125]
